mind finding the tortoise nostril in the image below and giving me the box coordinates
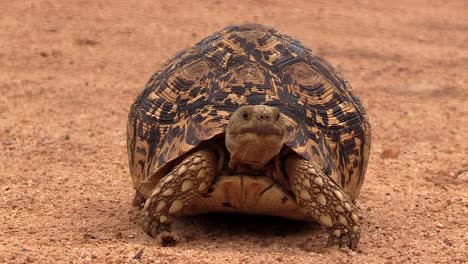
[257,112,272,121]
[242,111,250,120]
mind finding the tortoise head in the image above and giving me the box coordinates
[226,105,287,168]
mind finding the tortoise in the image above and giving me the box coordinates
[127,24,371,249]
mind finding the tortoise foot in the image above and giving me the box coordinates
[142,215,172,238]
[133,190,146,207]
[285,155,361,250]
[326,228,360,250]
[141,149,217,239]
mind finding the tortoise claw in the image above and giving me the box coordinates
[142,215,157,237]
[142,215,171,238]
[326,231,360,250]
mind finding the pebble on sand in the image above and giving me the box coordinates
[381,147,400,159]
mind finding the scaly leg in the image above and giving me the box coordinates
[285,154,360,249]
[142,149,217,238]
[132,190,146,207]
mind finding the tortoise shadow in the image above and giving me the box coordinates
[179,213,320,238]
[125,206,326,251]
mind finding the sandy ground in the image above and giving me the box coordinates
[1,0,467,263]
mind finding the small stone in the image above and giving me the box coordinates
[456,171,468,182]
[75,38,100,46]
[83,233,97,239]
[63,134,70,140]
[2,139,13,146]
[435,223,443,228]
[133,248,144,260]
[115,231,123,239]
[443,239,453,246]
[381,147,400,159]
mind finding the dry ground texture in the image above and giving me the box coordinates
[1,0,467,263]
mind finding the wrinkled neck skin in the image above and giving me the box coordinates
[225,105,287,171]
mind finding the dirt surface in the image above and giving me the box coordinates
[1,0,467,263]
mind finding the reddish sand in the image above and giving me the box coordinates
[0,0,467,263]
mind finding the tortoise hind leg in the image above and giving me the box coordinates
[284,154,361,250]
[132,190,146,207]
[142,149,217,238]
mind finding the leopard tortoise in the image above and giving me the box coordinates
[127,24,371,249]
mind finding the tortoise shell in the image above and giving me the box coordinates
[127,24,371,204]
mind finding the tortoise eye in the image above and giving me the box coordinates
[242,111,250,120]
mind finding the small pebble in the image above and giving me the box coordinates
[443,239,453,246]
[133,248,144,260]
[456,171,468,182]
[2,139,13,146]
[83,233,97,239]
[381,147,400,159]
[75,38,100,46]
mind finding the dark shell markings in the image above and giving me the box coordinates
[127,24,370,200]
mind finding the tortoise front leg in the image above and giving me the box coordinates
[285,155,360,250]
[142,149,217,238]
